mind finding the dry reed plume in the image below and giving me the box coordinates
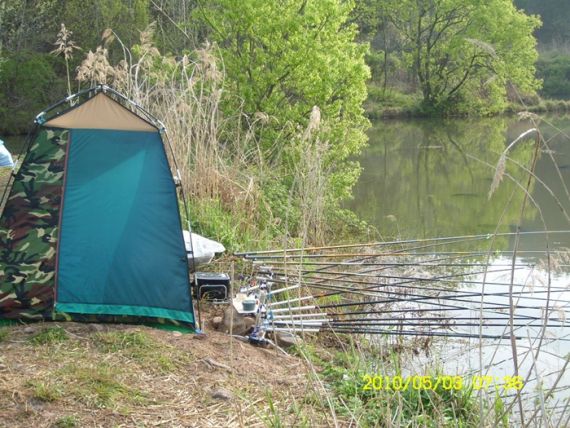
[51,23,80,96]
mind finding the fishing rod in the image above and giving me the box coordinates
[268,261,532,286]
[257,237,556,297]
[266,277,478,312]
[316,290,559,311]
[238,257,568,345]
[270,275,570,305]
[269,266,566,291]
[266,274,569,305]
[271,280,569,312]
[279,272,568,298]
[266,313,568,334]
[263,260,536,268]
[268,274,569,320]
[321,327,570,342]
[236,230,570,256]
[249,235,513,283]
[318,327,521,340]
[267,278,554,322]
[268,262,525,286]
[330,306,552,318]
[268,277,569,316]
[269,265,533,288]
[264,249,494,293]
[260,284,500,320]
[250,234,503,262]
[245,249,570,260]
[285,252,538,297]
[326,316,567,323]
[326,320,568,328]
[266,254,532,285]
[259,253,499,271]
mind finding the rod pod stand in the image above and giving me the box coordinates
[246,266,274,346]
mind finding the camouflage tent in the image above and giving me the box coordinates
[0,86,195,328]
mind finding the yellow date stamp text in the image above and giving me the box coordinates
[361,375,524,391]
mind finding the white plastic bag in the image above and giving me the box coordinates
[183,230,225,268]
[0,140,14,168]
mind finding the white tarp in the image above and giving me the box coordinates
[0,140,14,168]
[183,230,225,268]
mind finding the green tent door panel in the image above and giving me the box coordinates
[55,129,194,324]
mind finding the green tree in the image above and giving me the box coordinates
[0,51,64,134]
[382,0,541,114]
[197,0,370,233]
[59,0,150,56]
[0,0,153,132]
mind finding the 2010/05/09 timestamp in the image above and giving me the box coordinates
[362,375,524,392]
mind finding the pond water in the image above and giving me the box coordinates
[348,115,570,253]
[349,115,570,422]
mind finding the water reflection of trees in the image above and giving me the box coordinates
[349,118,537,252]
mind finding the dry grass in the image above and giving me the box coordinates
[0,323,337,427]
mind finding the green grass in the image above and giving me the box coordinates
[29,326,68,345]
[0,328,8,343]
[323,352,480,427]
[30,361,150,409]
[260,391,285,428]
[53,416,79,428]
[291,342,500,427]
[26,379,63,402]
[95,330,154,353]
[20,330,167,413]
[187,197,276,252]
[94,330,186,373]
[25,361,149,409]
[61,364,148,408]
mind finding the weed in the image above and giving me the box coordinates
[297,344,487,427]
[494,393,510,427]
[60,363,148,408]
[95,330,153,353]
[53,415,78,428]
[0,328,8,342]
[94,330,184,373]
[260,391,284,428]
[26,380,63,402]
[29,327,68,345]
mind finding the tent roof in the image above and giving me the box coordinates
[44,92,157,132]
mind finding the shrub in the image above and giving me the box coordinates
[537,53,570,99]
[0,51,65,134]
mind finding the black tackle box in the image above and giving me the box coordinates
[193,272,230,302]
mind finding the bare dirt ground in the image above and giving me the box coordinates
[0,322,335,427]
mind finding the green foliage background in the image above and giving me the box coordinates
[0,0,561,246]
